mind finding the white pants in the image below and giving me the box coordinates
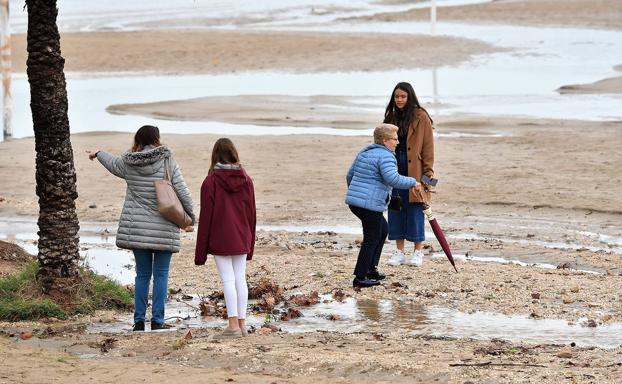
[214,255,248,319]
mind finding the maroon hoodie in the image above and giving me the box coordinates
[195,166,256,265]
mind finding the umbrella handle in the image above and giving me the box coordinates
[422,205,434,220]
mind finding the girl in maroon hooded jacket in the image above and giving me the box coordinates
[195,138,256,339]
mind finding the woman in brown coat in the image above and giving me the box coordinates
[383,82,435,267]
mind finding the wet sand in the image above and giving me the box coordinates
[359,0,622,30]
[10,30,497,74]
[3,324,622,384]
[1,1,622,382]
[2,116,621,381]
[107,95,381,129]
[558,64,622,94]
[1,117,620,224]
[3,115,622,323]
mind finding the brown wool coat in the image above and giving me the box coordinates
[405,108,435,203]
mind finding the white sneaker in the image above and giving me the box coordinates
[406,250,424,267]
[387,250,405,266]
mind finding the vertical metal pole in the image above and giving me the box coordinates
[432,67,438,115]
[430,0,437,35]
[0,0,11,139]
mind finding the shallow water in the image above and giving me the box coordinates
[5,239,135,285]
[446,215,622,255]
[9,0,492,33]
[2,215,618,288]
[258,22,622,121]
[4,72,511,140]
[260,218,622,256]
[3,8,622,142]
[87,294,622,349]
[282,296,622,349]
[0,217,133,285]
[87,294,266,334]
[2,215,617,346]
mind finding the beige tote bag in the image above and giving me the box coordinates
[154,158,192,228]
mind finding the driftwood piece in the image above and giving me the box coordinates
[450,361,547,368]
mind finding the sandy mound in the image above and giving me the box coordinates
[10,30,499,74]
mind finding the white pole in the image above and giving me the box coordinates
[430,0,437,35]
[432,67,439,115]
[431,1,439,115]
[0,0,11,139]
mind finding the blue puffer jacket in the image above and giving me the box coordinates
[346,144,418,212]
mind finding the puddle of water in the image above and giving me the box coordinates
[81,248,135,286]
[3,215,619,283]
[439,253,602,275]
[282,296,622,349]
[451,232,622,255]
[87,294,622,349]
[438,215,622,255]
[8,241,135,286]
[259,220,622,255]
[0,217,134,285]
[11,242,38,256]
[87,294,266,333]
[0,217,119,245]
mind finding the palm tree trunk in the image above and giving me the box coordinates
[26,0,81,294]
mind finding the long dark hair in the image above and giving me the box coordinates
[383,82,432,138]
[132,125,161,152]
[209,138,240,174]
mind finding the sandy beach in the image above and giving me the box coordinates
[355,0,622,30]
[11,30,498,74]
[1,0,622,383]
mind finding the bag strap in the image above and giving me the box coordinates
[163,158,171,182]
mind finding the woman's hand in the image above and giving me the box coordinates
[86,150,98,161]
[411,183,421,193]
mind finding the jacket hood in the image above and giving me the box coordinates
[122,145,172,175]
[214,162,241,171]
[212,167,250,193]
[361,143,393,154]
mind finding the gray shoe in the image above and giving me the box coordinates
[213,328,243,340]
[240,326,248,336]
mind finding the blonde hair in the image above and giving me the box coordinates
[374,123,398,144]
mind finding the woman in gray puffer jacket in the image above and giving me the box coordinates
[88,125,195,332]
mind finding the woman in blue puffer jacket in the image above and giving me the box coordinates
[346,124,420,288]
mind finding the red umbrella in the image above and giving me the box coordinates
[422,204,458,273]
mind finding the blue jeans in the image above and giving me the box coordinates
[132,249,172,325]
[388,148,426,242]
[349,205,388,279]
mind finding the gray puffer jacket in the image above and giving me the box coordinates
[96,145,195,253]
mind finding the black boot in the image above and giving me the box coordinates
[367,268,386,280]
[132,321,145,332]
[353,277,380,288]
